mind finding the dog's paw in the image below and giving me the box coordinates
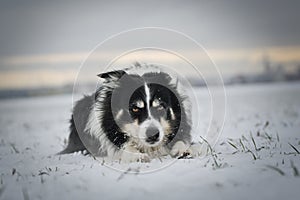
[120,144,150,163]
[170,141,191,157]
[188,142,204,157]
[121,152,150,163]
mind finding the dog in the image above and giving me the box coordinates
[60,64,195,162]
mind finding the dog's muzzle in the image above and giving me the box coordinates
[145,126,160,144]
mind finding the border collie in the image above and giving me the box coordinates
[60,64,194,162]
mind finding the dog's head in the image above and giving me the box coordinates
[98,69,183,148]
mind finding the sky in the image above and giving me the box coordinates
[0,0,300,89]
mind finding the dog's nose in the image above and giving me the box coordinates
[145,126,160,143]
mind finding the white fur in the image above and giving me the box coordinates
[136,100,144,108]
[85,102,117,157]
[170,141,189,157]
[119,144,150,163]
[144,82,151,117]
[152,98,160,107]
[169,108,176,120]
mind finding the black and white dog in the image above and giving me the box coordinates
[60,64,195,162]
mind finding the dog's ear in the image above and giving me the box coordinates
[97,70,126,80]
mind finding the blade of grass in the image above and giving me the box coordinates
[246,149,257,160]
[242,135,248,141]
[239,139,246,151]
[200,136,221,168]
[266,165,285,176]
[117,168,132,181]
[227,141,238,150]
[263,121,269,129]
[250,134,258,151]
[9,143,19,154]
[276,132,280,142]
[288,143,300,154]
[264,132,272,141]
[290,160,299,176]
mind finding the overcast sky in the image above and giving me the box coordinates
[0,0,300,89]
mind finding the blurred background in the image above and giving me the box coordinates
[1,0,300,98]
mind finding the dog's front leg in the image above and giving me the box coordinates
[170,141,204,158]
[119,144,150,163]
[170,141,191,157]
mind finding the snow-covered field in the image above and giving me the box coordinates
[1,82,300,200]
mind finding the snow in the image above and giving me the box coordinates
[1,82,300,200]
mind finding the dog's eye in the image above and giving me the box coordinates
[157,105,164,111]
[132,107,139,113]
[153,99,165,111]
[157,102,166,111]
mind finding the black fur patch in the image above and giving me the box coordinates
[96,89,129,148]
